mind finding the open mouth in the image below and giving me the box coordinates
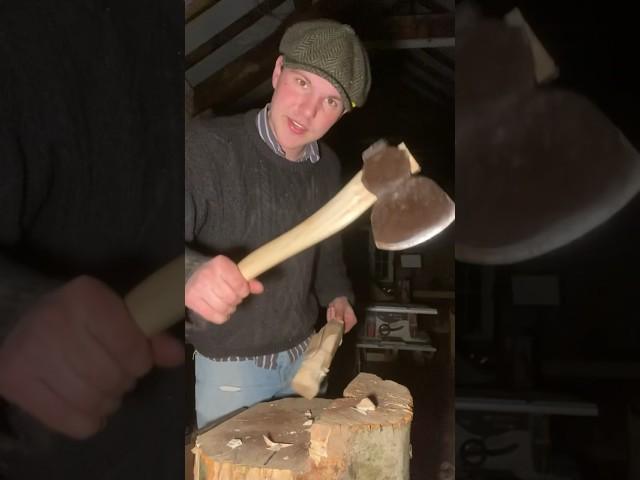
[287,117,307,135]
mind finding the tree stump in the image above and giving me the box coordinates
[192,373,413,479]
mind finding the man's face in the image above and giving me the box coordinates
[269,56,345,160]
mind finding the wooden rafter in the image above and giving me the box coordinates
[416,0,451,14]
[292,0,312,9]
[186,0,288,69]
[359,13,454,42]
[185,0,222,23]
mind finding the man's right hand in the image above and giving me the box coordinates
[0,276,184,440]
[185,255,263,324]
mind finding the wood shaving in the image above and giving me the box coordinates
[263,434,293,452]
[226,438,243,449]
[355,397,376,413]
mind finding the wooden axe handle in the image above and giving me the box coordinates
[291,320,345,399]
[124,255,185,336]
[125,144,419,336]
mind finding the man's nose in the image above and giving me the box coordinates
[299,95,319,119]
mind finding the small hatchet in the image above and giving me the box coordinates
[125,142,455,396]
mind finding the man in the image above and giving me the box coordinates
[185,19,371,428]
[0,1,184,478]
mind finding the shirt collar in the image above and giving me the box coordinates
[255,104,320,163]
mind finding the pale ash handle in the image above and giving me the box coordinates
[124,255,185,336]
[291,319,345,399]
[237,143,420,281]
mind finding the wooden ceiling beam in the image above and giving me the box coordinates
[416,0,451,14]
[293,0,313,9]
[185,0,222,23]
[186,0,288,69]
[359,13,454,41]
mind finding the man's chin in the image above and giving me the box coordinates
[280,138,309,153]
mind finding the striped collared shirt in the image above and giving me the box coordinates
[255,104,320,163]
[209,336,311,370]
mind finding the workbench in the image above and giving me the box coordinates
[356,303,438,373]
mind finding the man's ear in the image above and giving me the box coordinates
[272,55,285,88]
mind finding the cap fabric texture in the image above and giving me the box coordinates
[279,19,371,111]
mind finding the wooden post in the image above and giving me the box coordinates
[193,373,413,479]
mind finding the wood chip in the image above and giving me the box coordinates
[226,438,243,449]
[262,434,293,452]
[352,397,377,415]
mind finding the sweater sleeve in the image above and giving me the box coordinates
[0,43,63,343]
[312,150,355,306]
[184,190,209,280]
[184,117,226,280]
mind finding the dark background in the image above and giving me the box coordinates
[456,2,640,479]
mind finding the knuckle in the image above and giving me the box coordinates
[66,415,102,440]
[210,310,231,324]
[67,275,102,296]
[210,255,227,270]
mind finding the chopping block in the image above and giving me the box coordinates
[191,373,413,480]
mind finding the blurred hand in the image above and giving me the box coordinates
[184,255,263,324]
[327,296,357,333]
[0,276,184,440]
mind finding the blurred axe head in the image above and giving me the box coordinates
[361,140,455,251]
[455,5,640,265]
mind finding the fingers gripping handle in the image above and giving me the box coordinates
[124,255,185,336]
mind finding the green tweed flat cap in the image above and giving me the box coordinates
[279,19,371,111]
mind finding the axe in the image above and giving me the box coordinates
[455,5,640,265]
[125,142,455,397]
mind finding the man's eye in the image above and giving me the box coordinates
[327,98,341,109]
[296,78,307,87]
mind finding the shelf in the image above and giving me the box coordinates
[366,303,438,315]
[356,340,437,352]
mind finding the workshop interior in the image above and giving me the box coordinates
[184,0,640,478]
[185,0,455,478]
[2,0,639,479]
[10,0,620,480]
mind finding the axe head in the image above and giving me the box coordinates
[455,8,640,264]
[361,141,455,251]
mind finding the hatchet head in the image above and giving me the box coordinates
[456,7,640,264]
[361,140,455,250]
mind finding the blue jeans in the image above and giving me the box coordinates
[195,349,312,429]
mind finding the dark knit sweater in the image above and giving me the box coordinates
[0,1,184,479]
[185,110,354,358]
